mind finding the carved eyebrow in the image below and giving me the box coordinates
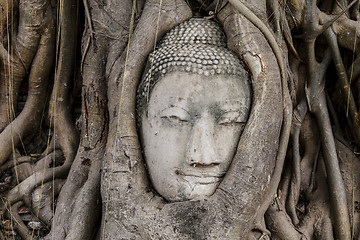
[167,96,187,103]
[218,100,250,111]
[222,99,241,103]
[223,98,249,110]
[210,100,250,121]
[221,99,249,105]
[221,105,250,114]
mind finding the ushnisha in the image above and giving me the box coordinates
[137,18,249,114]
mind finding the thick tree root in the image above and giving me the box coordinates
[32,179,65,226]
[6,201,32,240]
[0,4,55,165]
[0,0,51,132]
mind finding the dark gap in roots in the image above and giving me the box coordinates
[325,47,360,147]
[19,132,48,156]
[296,194,309,222]
[0,171,12,193]
[16,77,29,117]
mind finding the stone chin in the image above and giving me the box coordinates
[162,174,222,202]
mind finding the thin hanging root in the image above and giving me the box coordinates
[0,0,17,34]
[266,0,282,40]
[280,8,302,62]
[83,0,94,37]
[37,1,80,234]
[269,0,301,63]
[81,0,94,74]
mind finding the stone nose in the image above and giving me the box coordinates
[186,115,221,166]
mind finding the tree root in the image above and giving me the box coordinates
[287,99,308,225]
[0,0,50,132]
[44,1,107,238]
[32,179,65,227]
[324,27,360,143]
[48,0,79,163]
[302,1,352,236]
[265,200,304,240]
[225,0,293,233]
[4,156,72,206]
[0,5,55,165]
[5,201,32,240]
[0,150,64,186]
[101,0,192,238]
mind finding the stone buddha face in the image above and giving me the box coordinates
[137,18,251,202]
[140,71,250,202]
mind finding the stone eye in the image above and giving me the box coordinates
[160,107,190,124]
[161,115,189,124]
[218,111,243,126]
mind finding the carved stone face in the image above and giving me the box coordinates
[140,71,251,202]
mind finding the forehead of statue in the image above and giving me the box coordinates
[146,71,251,119]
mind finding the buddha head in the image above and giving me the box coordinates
[137,18,251,202]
